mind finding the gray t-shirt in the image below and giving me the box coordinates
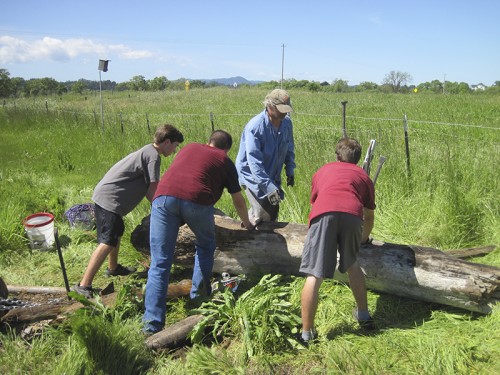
[92,144,160,216]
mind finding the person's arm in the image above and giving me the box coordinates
[244,125,277,195]
[231,191,254,230]
[284,120,296,179]
[146,181,158,202]
[361,208,374,243]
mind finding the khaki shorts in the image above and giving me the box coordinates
[243,186,279,225]
[299,212,362,278]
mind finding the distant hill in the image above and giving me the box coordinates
[200,76,263,86]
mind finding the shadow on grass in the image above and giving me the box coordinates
[326,292,482,340]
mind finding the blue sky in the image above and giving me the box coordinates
[1,1,499,86]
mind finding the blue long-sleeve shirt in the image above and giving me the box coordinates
[236,109,295,200]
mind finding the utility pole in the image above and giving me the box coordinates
[98,59,110,131]
[281,44,285,89]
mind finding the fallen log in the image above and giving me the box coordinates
[131,214,500,314]
[145,314,204,350]
[1,280,192,325]
[7,285,68,295]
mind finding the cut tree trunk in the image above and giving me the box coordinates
[131,214,500,314]
[145,314,204,350]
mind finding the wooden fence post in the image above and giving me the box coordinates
[403,114,411,176]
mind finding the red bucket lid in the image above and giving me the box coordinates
[24,213,55,228]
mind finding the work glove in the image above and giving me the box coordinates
[267,190,281,206]
[286,175,295,187]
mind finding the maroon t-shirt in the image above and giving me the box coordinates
[154,143,241,205]
[308,161,375,225]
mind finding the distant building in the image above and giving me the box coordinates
[471,83,487,91]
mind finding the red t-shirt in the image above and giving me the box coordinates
[154,143,241,205]
[308,161,375,225]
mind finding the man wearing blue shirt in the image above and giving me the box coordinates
[236,89,296,225]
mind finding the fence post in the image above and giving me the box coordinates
[146,112,151,134]
[341,101,348,138]
[403,114,411,176]
[46,100,49,114]
[210,112,214,132]
[120,112,124,134]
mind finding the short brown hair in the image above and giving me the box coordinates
[154,124,184,144]
[209,130,233,150]
[335,138,362,164]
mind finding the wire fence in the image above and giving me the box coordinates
[4,100,500,167]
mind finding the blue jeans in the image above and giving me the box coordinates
[142,195,216,333]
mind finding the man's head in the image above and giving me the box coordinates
[264,89,293,114]
[208,130,233,151]
[154,124,184,157]
[335,138,362,164]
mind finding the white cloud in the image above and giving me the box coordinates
[0,35,153,64]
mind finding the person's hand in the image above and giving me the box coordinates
[267,190,281,206]
[286,175,295,187]
[240,221,255,231]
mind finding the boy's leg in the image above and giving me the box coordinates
[80,242,116,286]
[346,261,368,313]
[107,238,121,270]
[143,196,181,333]
[301,275,323,332]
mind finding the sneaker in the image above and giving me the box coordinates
[353,309,376,330]
[104,264,136,277]
[299,328,318,347]
[72,284,96,299]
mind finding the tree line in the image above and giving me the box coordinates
[1,68,499,98]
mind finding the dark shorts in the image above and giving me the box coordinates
[95,204,125,247]
[299,212,362,278]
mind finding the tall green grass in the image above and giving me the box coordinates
[0,88,499,374]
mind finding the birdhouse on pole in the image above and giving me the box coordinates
[98,59,110,72]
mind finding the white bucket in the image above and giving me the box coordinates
[24,213,55,250]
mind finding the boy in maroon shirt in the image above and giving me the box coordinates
[300,138,376,343]
[143,130,254,334]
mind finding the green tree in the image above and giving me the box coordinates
[326,79,349,93]
[148,76,168,91]
[0,68,12,97]
[382,70,412,92]
[10,77,25,97]
[129,75,147,91]
[356,81,379,92]
[72,79,87,95]
[307,81,321,92]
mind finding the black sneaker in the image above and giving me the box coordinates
[72,284,96,299]
[353,309,376,330]
[104,264,136,277]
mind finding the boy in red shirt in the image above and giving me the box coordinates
[300,138,376,343]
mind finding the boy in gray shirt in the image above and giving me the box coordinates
[73,124,184,298]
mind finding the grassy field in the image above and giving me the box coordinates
[0,87,499,374]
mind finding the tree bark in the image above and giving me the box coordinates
[131,214,500,314]
[1,280,192,325]
[145,314,204,350]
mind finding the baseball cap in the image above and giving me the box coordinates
[265,89,293,113]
